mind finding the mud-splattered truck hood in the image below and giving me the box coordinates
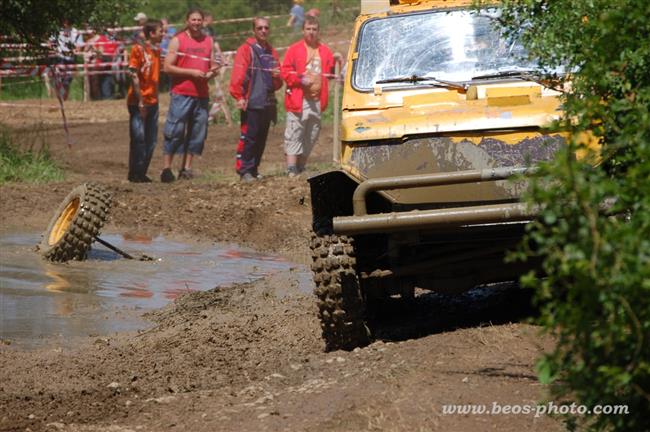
[342,83,562,142]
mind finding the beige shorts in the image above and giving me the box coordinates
[284,98,321,156]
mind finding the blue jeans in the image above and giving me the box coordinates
[128,104,159,180]
[163,93,209,155]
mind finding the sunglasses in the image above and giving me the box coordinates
[256,26,269,30]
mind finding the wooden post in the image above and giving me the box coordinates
[43,70,53,98]
[332,61,341,163]
[83,56,89,102]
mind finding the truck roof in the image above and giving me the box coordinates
[360,0,477,16]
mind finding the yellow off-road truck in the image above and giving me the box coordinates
[309,0,569,351]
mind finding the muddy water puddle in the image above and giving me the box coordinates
[0,233,298,347]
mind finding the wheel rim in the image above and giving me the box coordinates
[48,198,80,245]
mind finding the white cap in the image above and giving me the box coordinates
[133,12,147,22]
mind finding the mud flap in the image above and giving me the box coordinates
[308,171,358,235]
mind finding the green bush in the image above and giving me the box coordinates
[490,0,650,431]
[0,125,64,184]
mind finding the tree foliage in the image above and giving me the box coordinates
[490,1,650,430]
[0,0,358,53]
[0,0,137,45]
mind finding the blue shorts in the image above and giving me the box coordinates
[163,93,209,155]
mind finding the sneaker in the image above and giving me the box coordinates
[160,168,175,183]
[240,172,256,183]
[178,168,194,180]
[287,165,299,178]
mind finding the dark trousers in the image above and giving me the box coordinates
[236,107,274,176]
[128,104,159,180]
[100,73,114,99]
[100,55,115,99]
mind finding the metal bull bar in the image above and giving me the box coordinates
[333,167,537,235]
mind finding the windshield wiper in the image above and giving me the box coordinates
[375,75,467,91]
[471,70,568,91]
[471,70,543,81]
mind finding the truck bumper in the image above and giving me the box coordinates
[332,167,537,235]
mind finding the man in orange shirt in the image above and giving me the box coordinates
[127,19,163,183]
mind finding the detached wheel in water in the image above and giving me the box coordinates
[38,183,112,262]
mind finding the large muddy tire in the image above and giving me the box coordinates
[310,233,371,351]
[38,183,112,262]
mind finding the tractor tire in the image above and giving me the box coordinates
[310,233,371,351]
[38,183,112,262]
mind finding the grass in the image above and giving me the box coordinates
[196,168,239,184]
[0,77,49,101]
[0,124,64,184]
[0,73,87,101]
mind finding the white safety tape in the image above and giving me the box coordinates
[1,40,349,79]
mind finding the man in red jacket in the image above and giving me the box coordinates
[229,17,283,182]
[280,15,338,176]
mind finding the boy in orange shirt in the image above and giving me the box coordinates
[127,19,163,183]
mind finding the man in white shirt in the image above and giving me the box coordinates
[50,18,82,100]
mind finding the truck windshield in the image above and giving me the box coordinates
[353,8,557,90]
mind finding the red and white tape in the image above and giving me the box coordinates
[1,40,349,79]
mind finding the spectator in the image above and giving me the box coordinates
[132,12,148,44]
[96,31,119,99]
[202,13,216,38]
[160,18,177,51]
[331,0,344,21]
[50,18,83,100]
[126,19,163,183]
[82,27,101,100]
[306,8,321,18]
[113,33,129,99]
[281,15,338,176]
[202,13,229,126]
[161,8,220,182]
[287,0,305,32]
[159,18,177,92]
[208,77,231,126]
[229,17,282,182]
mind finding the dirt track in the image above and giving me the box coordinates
[0,98,562,431]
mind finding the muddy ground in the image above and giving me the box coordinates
[1,97,562,431]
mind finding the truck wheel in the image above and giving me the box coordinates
[310,233,371,351]
[38,183,112,262]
